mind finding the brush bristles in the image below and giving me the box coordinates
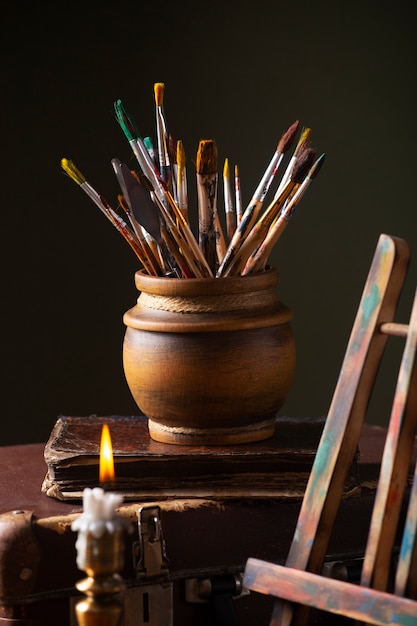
[114,99,140,141]
[196,139,217,176]
[61,158,86,185]
[277,120,300,154]
[223,157,230,179]
[295,126,312,154]
[144,136,154,151]
[154,82,165,107]
[177,140,186,169]
[291,148,317,184]
[309,153,326,179]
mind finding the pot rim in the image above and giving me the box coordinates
[134,266,279,296]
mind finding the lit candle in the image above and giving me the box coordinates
[99,423,115,486]
[72,424,128,626]
[71,424,128,574]
[72,486,125,572]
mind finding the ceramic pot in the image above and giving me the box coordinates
[122,268,295,445]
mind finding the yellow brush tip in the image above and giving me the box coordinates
[297,126,312,151]
[176,139,186,169]
[223,157,230,178]
[154,82,165,106]
[61,158,85,185]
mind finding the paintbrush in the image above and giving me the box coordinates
[176,139,188,222]
[223,157,236,241]
[274,126,312,198]
[114,99,213,277]
[158,221,195,278]
[196,139,220,273]
[117,194,163,276]
[111,158,162,245]
[61,158,151,267]
[114,98,165,205]
[123,168,188,277]
[216,120,299,277]
[118,163,181,276]
[112,158,163,275]
[242,153,326,275]
[168,133,178,203]
[154,82,172,191]
[127,168,167,273]
[220,148,316,276]
[137,172,203,278]
[235,164,242,224]
[215,211,227,265]
[144,136,157,166]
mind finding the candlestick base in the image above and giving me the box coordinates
[72,505,130,626]
[75,574,125,626]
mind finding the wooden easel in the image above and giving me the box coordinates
[244,233,417,625]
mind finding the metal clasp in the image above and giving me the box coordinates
[125,506,172,626]
[134,505,169,578]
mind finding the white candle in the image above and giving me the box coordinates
[71,486,126,572]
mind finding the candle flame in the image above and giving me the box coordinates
[99,424,115,485]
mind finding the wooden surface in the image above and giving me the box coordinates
[0,424,413,626]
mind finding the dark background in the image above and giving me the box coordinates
[2,1,416,445]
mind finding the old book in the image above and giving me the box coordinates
[42,414,360,501]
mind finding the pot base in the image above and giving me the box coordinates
[148,417,276,446]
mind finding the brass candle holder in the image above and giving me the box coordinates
[74,524,126,626]
[72,466,130,626]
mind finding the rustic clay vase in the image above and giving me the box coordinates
[122,268,295,445]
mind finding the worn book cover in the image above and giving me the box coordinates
[42,414,360,501]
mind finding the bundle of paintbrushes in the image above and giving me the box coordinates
[61,82,325,279]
